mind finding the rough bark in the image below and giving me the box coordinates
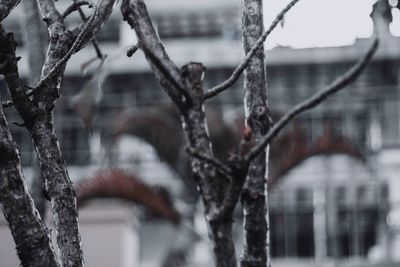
[30,112,84,267]
[180,63,237,267]
[240,1,271,267]
[0,101,58,266]
[0,1,117,265]
[0,20,83,266]
[0,0,20,21]
[121,2,239,266]
[22,0,48,219]
[121,1,378,266]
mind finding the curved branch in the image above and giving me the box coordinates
[204,0,301,100]
[245,36,379,163]
[36,0,64,33]
[71,0,105,60]
[0,0,20,21]
[62,1,92,19]
[33,5,99,91]
[70,0,117,48]
[121,0,188,105]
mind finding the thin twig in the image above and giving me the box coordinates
[245,36,379,163]
[72,0,105,59]
[204,0,301,100]
[127,43,140,57]
[121,0,189,105]
[62,1,92,19]
[185,146,233,177]
[31,5,99,92]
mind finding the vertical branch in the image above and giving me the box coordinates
[180,63,238,267]
[241,0,271,267]
[0,101,59,267]
[0,20,84,266]
[22,0,48,219]
[121,2,238,266]
[2,1,117,266]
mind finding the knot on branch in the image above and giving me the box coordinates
[240,187,266,204]
[247,104,272,134]
[181,62,205,98]
[239,126,255,160]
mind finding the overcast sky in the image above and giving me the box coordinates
[263,0,400,49]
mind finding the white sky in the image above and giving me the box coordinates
[263,0,400,49]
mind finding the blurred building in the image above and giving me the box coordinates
[1,0,400,267]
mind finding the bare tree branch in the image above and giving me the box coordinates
[37,0,115,80]
[240,0,271,265]
[62,1,92,19]
[1,1,117,266]
[127,43,140,57]
[0,27,37,124]
[0,0,20,21]
[70,0,117,48]
[33,5,99,91]
[121,0,188,105]
[204,0,301,100]
[121,2,239,260]
[186,146,233,178]
[245,36,379,163]
[70,0,105,60]
[0,100,59,267]
[37,0,64,34]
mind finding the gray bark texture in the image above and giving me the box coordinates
[0,25,58,266]
[240,1,271,267]
[0,0,20,21]
[22,0,48,220]
[0,0,378,266]
[121,1,240,266]
[0,0,116,266]
[0,105,59,267]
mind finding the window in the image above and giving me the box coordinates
[381,98,400,147]
[269,182,388,259]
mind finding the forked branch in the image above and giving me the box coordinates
[204,0,301,100]
[245,36,379,162]
[186,146,233,178]
[62,1,92,19]
[121,0,188,105]
[33,5,99,91]
[0,102,59,267]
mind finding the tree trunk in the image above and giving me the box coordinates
[0,101,59,267]
[241,0,271,267]
[29,113,84,267]
[179,63,238,267]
